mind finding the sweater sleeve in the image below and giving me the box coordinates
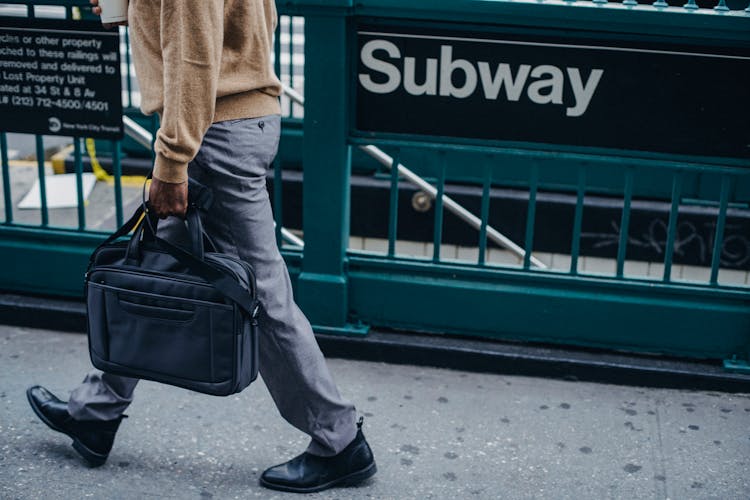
[152,0,224,183]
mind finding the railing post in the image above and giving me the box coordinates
[294,1,365,334]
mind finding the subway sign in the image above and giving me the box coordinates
[355,24,750,159]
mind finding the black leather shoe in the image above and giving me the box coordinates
[260,418,377,493]
[26,385,125,467]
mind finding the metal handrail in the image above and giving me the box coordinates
[122,116,305,247]
[282,84,548,269]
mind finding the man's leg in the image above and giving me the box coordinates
[191,116,358,456]
[28,208,190,466]
[67,371,138,421]
[29,115,373,484]
[27,181,195,468]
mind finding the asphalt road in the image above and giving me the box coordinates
[1,325,749,499]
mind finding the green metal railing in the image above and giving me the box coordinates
[283,0,750,367]
[1,0,749,368]
[0,1,127,297]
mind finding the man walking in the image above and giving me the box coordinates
[26,0,376,493]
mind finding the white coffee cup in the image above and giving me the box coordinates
[98,0,128,24]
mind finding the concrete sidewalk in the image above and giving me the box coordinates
[1,325,749,500]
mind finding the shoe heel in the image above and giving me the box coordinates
[342,462,377,486]
[72,439,107,468]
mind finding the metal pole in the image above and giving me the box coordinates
[123,115,153,150]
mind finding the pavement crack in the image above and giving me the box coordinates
[650,399,668,500]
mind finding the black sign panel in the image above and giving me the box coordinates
[355,24,750,159]
[0,16,122,139]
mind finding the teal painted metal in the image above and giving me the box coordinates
[570,166,586,275]
[478,164,492,266]
[432,154,446,262]
[715,0,730,11]
[35,137,48,227]
[279,128,750,202]
[522,163,539,271]
[710,176,732,285]
[0,0,121,300]
[112,141,123,227]
[339,83,748,361]
[387,150,400,258]
[123,28,133,108]
[343,257,750,359]
[724,357,750,374]
[282,0,352,8]
[73,139,85,230]
[347,136,750,178]
[616,168,635,278]
[0,226,102,296]
[295,12,356,330]
[280,251,748,359]
[1,133,11,223]
[662,172,683,282]
[346,0,750,40]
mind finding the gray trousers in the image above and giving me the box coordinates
[68,116,357,457]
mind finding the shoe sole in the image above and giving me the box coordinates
[259,461,377,494]
[26,386,108,468]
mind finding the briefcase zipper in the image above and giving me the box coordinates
[90,266,211,289]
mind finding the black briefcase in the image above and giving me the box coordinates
[85,205,260,396]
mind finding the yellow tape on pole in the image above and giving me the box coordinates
[85,138,147,188]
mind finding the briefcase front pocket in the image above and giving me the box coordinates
[89,282,236,384]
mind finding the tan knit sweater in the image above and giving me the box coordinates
[128,0,282,183]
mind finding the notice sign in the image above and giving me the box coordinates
[0,16,122,139]
[355,24,750,159]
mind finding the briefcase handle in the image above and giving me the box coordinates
[87,173,215,266]
[125,207,208,265]
[139,210,218,254]
[136,177,218,258]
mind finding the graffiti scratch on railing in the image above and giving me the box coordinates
[581,218,750,268]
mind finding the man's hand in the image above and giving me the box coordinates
[89,0,128,29]
[149,178,188,219]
